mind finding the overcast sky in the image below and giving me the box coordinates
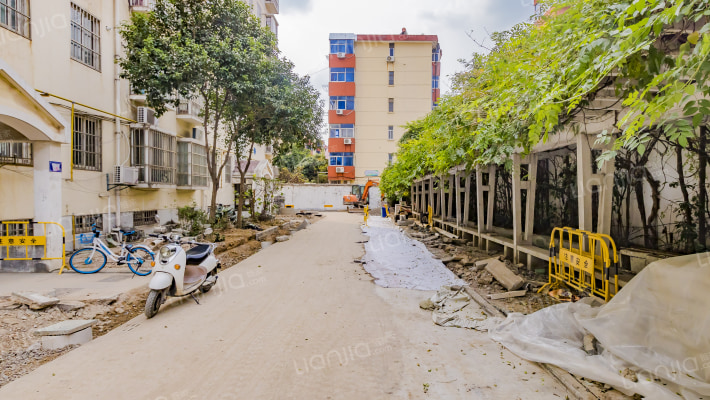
[277,0,537,100]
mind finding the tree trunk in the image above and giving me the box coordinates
[698,126,708,250]
[236,172,246,228]
[209,177,219,222]
[676,143,694,253]
[644,167,660,249]
[633,167,649,247]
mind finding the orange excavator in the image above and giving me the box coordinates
[343,180,379,212]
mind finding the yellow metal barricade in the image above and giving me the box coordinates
[0,221,66,272]
[427,205,433,227]
[363,206,369,227]
[547,227,619,302]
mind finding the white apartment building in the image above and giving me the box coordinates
[0,0,279,271]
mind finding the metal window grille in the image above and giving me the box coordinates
[388,98,394,113]
[0,142,32,166]
[70,3,101,71]
[192,145,208,187]
[133,210,157,227]
[0,0,30,38]
[131,128,176,184]
[0,220,30,236]
[177,142,190,186]
[73,115,102,171]
[388,126,394,140]
[74,214,101,234]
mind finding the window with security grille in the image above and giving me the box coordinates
[0,0,30,38]
[0,142,32,166]
[131,128,176,184]
[388,125,394,140]
[192,145,208,187]
[74,214,101,234]
[0,221,30,236]
[73,115,102,171]
[133,210,157,226]
[71,3,101,71]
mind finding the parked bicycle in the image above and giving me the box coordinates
[68,222,155,275]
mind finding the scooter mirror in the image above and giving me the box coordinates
[204,228,213,236]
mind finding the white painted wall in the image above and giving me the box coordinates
[281,184,353,211]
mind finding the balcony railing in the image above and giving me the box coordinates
[129,0,155,12]
[176,98,204,123]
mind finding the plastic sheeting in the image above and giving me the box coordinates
[361,217,465,290]
[489,253,710,399]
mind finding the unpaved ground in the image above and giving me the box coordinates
[0,212,571,399]
[0,216,319,389]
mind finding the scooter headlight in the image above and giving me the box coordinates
[159,246,174,262]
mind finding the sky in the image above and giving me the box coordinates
[277,0,537,100]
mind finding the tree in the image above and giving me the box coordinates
[297,154,327,182]
[119,0,274,220]
[227,57,323,227]
[274,147,309,172]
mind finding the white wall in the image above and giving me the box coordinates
[281,184,353,211]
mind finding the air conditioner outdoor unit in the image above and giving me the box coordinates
[386,56,395,62]
[337,52,346,59]
[136,106,157,126]
[343,138,352,144]
[192,127,204,141]
[335,167,345,173]
[336,109,344,115]
[113,165,139,185]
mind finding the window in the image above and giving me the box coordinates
[131,128,177,184]
[330,39,354,54]
[71,3,101,71]
[388,98,394,113]
[432,49,440,62]
[329,96,355,110]
[330,68,354,82]
[177,142,208,187]
[329,152,354,167]
[388,71,394,86]
[133,210,157,227]
[74,214,101,234]
[388,125,394,140]
[389,43,394,57]
[73,115,102,171]
[432,76,440,89]
[330,124,355,138]
[0,0,30,38]
[0,220,29,236]
[0,142,32,166]
[388,153,394,165]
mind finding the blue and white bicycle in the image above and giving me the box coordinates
[69,223,155,276]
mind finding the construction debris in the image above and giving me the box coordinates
[481,258,525,291]
[12,292,60,311]
[487,290,527,300]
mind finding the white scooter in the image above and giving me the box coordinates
[144,229,220,318]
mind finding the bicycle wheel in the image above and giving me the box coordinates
[127,246,155,276]
[69,248,107,274]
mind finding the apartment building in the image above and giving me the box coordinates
[327,31,441,184]
[0,0,279,271]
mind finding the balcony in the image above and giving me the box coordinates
[265,15,278,36]
[129,0,155,13]
[176,97,204,125]
[265,0,279,14]
[129,85,146,103]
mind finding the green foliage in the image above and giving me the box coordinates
[297,154,328,182]
[382,0,710,201]
[177,203,208,237]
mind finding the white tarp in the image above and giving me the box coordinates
[361,217,465,290]
[489,253,710,399]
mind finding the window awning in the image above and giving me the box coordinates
[0,59,68,143]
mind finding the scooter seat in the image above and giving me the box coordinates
[184,264,208,285]
[186,245,211,265]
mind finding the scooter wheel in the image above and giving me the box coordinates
[145,289,163,319]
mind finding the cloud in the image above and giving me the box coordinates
[280,0,314,14]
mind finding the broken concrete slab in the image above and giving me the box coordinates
[396,219,415,226]
[487,290,527,300]
[481,258,525,291]
[12,292,60,310]
[583,334,596,355]
[34,319,97,336]
[275,235,291,242]
[0,299,22,310]
[89,294,120,306]
[57,301,86,312]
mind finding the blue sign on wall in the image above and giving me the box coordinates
[49,161,62,172]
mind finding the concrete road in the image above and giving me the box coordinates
[0,213,571,399]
